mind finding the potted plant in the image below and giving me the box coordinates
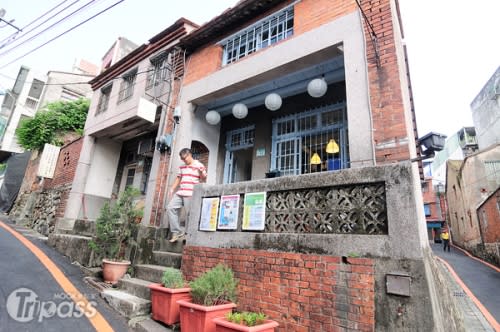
[214,311,279,332]
[177,264,238,332]
[148,267,191,325]
[88,187,142,284]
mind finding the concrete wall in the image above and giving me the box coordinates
[470,66,500,150]
[446,145,500,250]
[181,162,447,331]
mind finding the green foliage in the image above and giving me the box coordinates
[161,268,185,289]
[88,187,143,261]
[226,311,267,327]
[189,264,238,306]
[0,163,6,174]
[16,98,89,150]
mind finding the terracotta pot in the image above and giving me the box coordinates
[102,259,130,284]
[177,299,236,332]
[213,317,279,332]
[148,283,191,325]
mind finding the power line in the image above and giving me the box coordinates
[0,0,125,70]
[0,0,74,47]
[0,0,101,57]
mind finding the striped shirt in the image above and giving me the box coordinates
[176,160,206,197]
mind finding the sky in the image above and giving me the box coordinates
[0,0,499,139]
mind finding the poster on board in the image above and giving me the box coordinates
[217,195,240,230]
[242,192,266,231]
[199,197,220,231]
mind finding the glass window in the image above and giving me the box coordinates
[221,6,294,65]
[271,103,349,176]
[96,85,112,114]
[117,69,137,103]
[424,204,431,216]
[146,53,169,90]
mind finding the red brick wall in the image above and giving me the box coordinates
[43,137,83,190]
[360,0,411,162]
[478,190,500,244]
[182,246,375,332]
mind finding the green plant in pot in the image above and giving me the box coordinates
[148,268,191,326]
[177,264,238,332]
[88,186,142,284]
[214,311,279,332]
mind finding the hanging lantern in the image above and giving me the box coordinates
[205,110,221,125]
[325,139,339,154]
[265,93,282,111]
[310,152,322,165]
[232,103,248,119]
[307,78,327,98]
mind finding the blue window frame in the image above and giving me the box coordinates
[424,204,431,217]
[220,6,294,66]
[271,103,349,176]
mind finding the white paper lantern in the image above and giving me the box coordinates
[232,103,248,119]
[205,110,221,125]
[265,93,282,111]
[307,78,328,98]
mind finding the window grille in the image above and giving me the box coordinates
[146,53,170,90]
[484,160,500,185]
[96,85,112,114]
[225,125,255,151]
[221,6,294,65]
[28,79,44,99]
[118,69,137,103]
[271,103,349,176]
[24,97,38,110]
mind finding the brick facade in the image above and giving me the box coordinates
[183,0,412,164]
[478,189,500,245]
[182,246,375,332]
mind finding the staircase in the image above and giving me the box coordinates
[100,231,185,331]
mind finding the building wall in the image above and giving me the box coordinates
[470,66,500,150]
[176,0,416,189]
[446,145,500,249]
[182,246,375,332]
[478,189,500,244]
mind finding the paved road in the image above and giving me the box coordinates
[0,218,129,332]
[431,242,500,325]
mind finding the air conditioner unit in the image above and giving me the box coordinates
[138,138,154,155]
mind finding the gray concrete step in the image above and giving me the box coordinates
[131,317,176,331]
[47,233,95,266]
[101,289,151,318]
[118,277,153,300]
[153,251,182,268]
[135,264,169,283]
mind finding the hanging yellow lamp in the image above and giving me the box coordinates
[310,152,322,165]
[325,139,339,154]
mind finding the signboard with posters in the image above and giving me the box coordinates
[242,192,266,231]
[199,197,220,231]
[217,195,240,230]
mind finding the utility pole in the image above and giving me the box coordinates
[0,8,22,32]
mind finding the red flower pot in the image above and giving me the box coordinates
[102,259,130,284]
[148,284,191,325]
[177,299,236,332]
[213,317,279,332]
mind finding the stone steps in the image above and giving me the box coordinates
[134,264,170,283]
[153,251,182,268]
[130,317,176,332]
[101,289,151,318]
[119,277,153,300]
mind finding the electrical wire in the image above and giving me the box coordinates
[0,0,125,71]
[0,0,103,57]
[0,0,76,47]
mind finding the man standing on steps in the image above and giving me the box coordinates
[167,148,207,243]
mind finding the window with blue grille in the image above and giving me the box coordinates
[220,6,294,66]
[424,204,431,216]
[271,103,349,176]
